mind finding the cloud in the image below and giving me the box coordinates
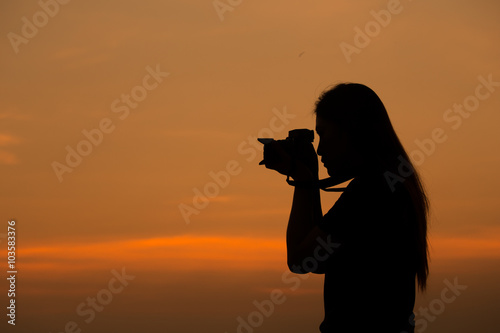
[51,46,87,60]
[0,133,21,147]
[0,133,21,165]
[430,234,500,259]
[159,129,237,140]
[0,112,32,121]
[20,235,286,274]
[19,233,500,279]
[0,149,19,165]
[172,195,233,206]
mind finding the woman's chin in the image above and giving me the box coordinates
[326,167,338,178]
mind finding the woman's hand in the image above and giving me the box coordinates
[263,140,318,180]
[262,140,292,176]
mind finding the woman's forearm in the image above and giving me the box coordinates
[286,164,322,268]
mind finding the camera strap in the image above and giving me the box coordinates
[285,176,347,192]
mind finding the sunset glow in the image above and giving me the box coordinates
[1,0,500,332]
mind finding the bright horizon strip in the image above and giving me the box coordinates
[14,233,500,273]
[17,235,286,273]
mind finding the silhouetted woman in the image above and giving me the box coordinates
[264,83,429,332]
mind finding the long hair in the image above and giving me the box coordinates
[314,82,429,291]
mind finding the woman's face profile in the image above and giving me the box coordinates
[316,115,362,178]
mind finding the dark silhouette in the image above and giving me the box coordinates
[262,83,429,332]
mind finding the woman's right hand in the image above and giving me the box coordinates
[262,140,293,176]
[263,140,318,181]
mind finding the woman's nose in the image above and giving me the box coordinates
[317,140,323,157]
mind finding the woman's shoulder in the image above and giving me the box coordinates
[336,171,414,219]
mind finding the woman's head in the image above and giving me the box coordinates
[314,82,430,291]
[314,83,401,177]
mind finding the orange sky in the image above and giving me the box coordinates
[1,0,500,332]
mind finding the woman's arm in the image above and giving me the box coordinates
[286,163,328,273]
[261,139,336,273]
[286,163,351,274]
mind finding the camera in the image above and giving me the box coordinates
[258,129,346,192]
[258,129,314,166]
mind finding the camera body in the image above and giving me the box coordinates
[258,129,314,166]
[258,129,346,192]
